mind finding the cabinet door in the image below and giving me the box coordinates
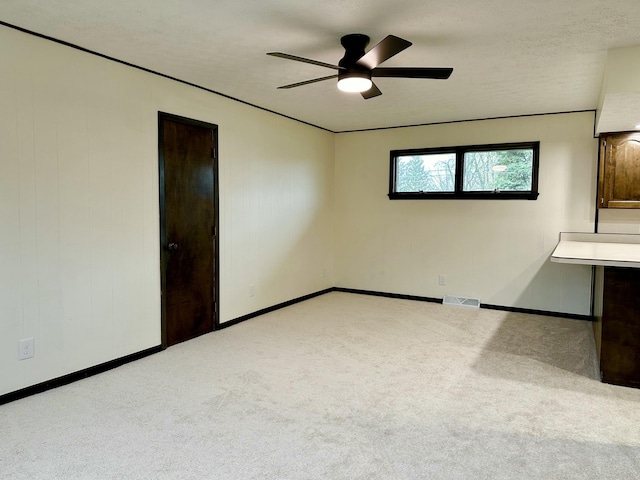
[600,132,640,208]
[601,267,640,388]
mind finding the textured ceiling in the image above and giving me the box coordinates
[2,0,640,132]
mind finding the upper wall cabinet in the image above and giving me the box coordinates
[599,132,640,208]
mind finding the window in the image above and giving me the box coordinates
[389,141,539,200]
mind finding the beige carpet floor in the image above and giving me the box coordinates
[2,292,640,479]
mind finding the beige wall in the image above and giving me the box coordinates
[334,112,597,314]
[598,209,640,234]
[0,26,334,396]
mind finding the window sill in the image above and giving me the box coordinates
[388,192,539,200]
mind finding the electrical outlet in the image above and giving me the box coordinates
[19,338,34,360]
[439,274,447,286]
[249,284,255,297]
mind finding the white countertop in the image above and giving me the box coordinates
[551,232,640,268]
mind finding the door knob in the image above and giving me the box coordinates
[168,242,179,250]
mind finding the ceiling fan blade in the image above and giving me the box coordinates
[356,35,412,70]
[361,82,382,99]
[267,52,342,70]
[371,67,453,79]
[277,74,339,89]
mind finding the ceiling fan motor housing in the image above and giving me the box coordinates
[339,34,370,69]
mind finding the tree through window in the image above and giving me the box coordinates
[396,153,455,193]
[389,142,539,200]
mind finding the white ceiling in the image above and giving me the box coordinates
[2,0,640,132]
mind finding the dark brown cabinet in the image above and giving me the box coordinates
[598,132,640,208]
[594,266,640,388]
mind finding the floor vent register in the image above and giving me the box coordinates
[442,295,480,308]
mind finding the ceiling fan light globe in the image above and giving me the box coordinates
[337,76,373,93]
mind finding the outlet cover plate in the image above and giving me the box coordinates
[19,338,34,360]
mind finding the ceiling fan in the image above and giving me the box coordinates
[267,34,453,99]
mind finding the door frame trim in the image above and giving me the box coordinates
[158,112,220,349]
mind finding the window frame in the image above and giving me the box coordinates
[388,141,540,200]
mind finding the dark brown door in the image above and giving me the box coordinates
[159,113,218,347]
